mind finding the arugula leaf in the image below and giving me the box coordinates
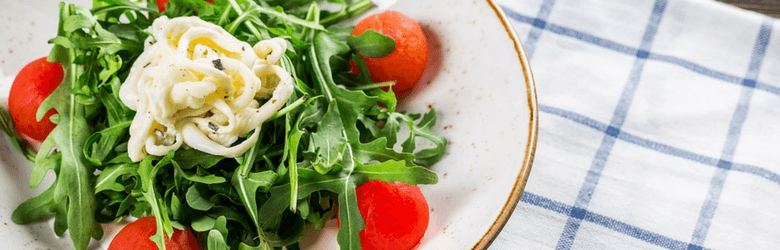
[387,110,448,166]
[174,161,227,184]
[286,102,305,211]
[336,181,362,250]
[345,55,398,110]
[309,31,369,250]
[319,0,374,26]
[239,242,274,250]
[353,160,438,185]
[29,139,62,189]
[232,140,276,248]
[0,107,36,161]
[55,113,99,249]
[187,184,217,211]
[91,0,156,14]
[136,152,176,249]
[213,215,229,239]
[12,181,60,224]
[191,215,215,232]
[83,120,130,165]
[405,110,448,165]
[352,137,415,165]
[170,193,183,220]
[304,191,335,229]
[247,3,327,31]
[94,163,137,193]
[348,29,396,58]
[174,148,225,170]
[207,229,229,250]
[96,82,133,127]
[30,5,103,249]
[259,169,341,225]
[309,102,347,174]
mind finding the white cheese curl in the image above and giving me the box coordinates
[119,16,293,162]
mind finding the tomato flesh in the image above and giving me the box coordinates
[351,10,429,98]
[8,57,62,143]
[355,180,430,250]
[108,217,200,250]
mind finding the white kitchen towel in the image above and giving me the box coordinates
[491,0,780,249]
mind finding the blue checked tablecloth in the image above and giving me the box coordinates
[490,0,780,249]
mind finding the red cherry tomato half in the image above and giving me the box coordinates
[355,180,430,250]
[108,217,200,250]
[8,57,62,144]
[351,10,429,98]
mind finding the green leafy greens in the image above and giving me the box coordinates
[6,0,447,249]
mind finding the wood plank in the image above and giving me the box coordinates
[715,0,780,18]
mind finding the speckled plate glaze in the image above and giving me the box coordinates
[0,0,537,249]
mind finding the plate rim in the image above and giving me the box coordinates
[471,1,539,249]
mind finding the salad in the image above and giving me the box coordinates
[0,0,447,249]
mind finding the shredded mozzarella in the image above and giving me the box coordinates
[119,16,293,162]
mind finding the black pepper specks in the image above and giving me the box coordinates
[212,59,224,70]
[208,122,219,132]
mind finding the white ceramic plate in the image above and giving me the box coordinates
[0,0,538,249]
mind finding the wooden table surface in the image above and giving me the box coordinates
[716,0,780,18]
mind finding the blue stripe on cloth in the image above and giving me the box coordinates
[645,53,743,84]
[538,105,609,131]
[538,105,780,249]
[544,20,638,55]
[617,132,720,168]
[521,192,701,250]
[554,1,669,249]
[501,6,637,55]
[731,163,780,185]
[520,0,558,59]
[500,6,780,99]
[541,104,780,187]
[753,80,780,97]
[688,19,773,247]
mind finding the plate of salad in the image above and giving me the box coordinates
[0,0,538,249]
